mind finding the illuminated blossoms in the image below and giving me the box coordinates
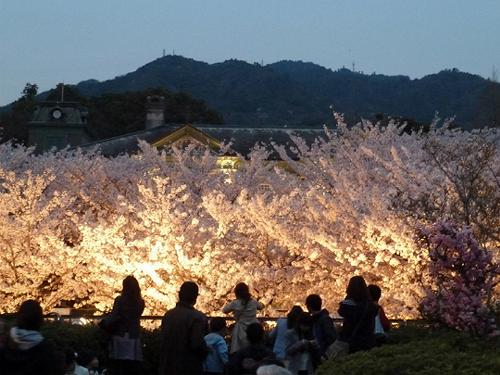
[0,119,498,318]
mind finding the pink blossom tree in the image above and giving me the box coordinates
[418,221,499,335]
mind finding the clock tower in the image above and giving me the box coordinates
[28,101,91,153]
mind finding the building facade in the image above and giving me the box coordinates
[28,101,90,153]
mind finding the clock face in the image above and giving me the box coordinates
[52,109,62,119]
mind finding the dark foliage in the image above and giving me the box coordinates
[476,79,500,128]
[0,83,39,142]
[4,322,495,375]
[86,87,223,139]
[40,322,162,374]
[317,325,500,375]
[0,83,223,144]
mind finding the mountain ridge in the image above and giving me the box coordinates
[9,55,499,128]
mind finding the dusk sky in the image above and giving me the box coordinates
[1,0,499,105]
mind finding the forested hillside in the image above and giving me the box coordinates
[70,55,499,128]
[0,85,222,143]
[2,55,499,142]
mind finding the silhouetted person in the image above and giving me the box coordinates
[285,312,321,375]
[0,299,64,375]
[227,322,275,375]
[223,283,264,353]
[367,284,391,345]
[0,318,6,350]
[107,275,145,375]
[338,276,378,353]
[75,349,100,375]
[159,281,209,375]
[63,347,89,375]
[269,306,303,362]
[304,294,336,357]
[203,317,229,375]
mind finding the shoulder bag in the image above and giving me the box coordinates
[326,302,370,360]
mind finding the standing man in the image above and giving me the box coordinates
[305,294,337,358]
[159,281,209,375]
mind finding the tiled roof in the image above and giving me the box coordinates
[77,123,328,158]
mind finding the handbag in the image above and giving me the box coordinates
[110,333,143,361]
[326,301,370,360]
[325,339,349,359]
[98,313,119,335]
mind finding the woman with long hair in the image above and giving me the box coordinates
[337,276,378,353]
[285,312,321,375]
[222,282,264,353]
[106,275,145,375]
[269,305,303,362]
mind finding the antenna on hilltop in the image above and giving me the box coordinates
[162,49,165,57]
[491,65,498,82]
[352,61,356,72]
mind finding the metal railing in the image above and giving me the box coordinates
[44,313,418,329]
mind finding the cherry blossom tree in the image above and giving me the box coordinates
[0,120,497,319]
[418,221,499,335]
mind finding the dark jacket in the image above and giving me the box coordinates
[111,295,145,338]
[310,309,337,356]
[227,343,276,375]
[338,299,378,353]
[0,335,63,375]
[158,302,209,375]
[285,328,321,374]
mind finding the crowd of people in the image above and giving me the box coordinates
[0,275,390,375]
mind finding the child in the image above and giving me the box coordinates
[204,317,229,375]
[76,350,101,375]
[226,323,276,374]
[368,284,391,345]
[64,348,90,375]
[223,282,264,353]
[269,306,303,362]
